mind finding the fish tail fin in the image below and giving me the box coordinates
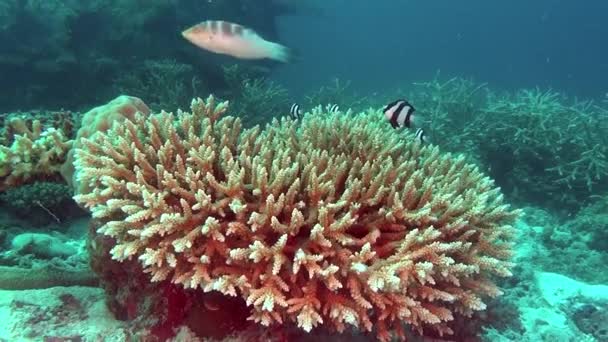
[269,43,293,63]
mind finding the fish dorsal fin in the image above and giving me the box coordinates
[238,25,258,38]
[197,20,259,38]
[218,21,257,37]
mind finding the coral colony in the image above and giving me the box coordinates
[69,95,518,340]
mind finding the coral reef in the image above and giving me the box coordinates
[113,59,205,111]
[0,117,72,190]
[535,197,608,283]
[0,0,288,111]
[0,181,81,224]
[304,78,373,113]
[571,300,608,341]
[1,110,76,145]
[86,218,253,340]
[60,95,151,190]
[409,75,608,212]
[221,64,290,128]
[74,95,518,340]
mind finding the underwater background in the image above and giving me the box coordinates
[0,1,607,341]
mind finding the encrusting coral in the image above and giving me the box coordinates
[74,95,519,340]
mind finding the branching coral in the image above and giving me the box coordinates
[60,95,150,190]
[483,88,608,199]
[0,117,72,190]
[409,75,608,211]
[304,78,372,113]
[221,64,289,128]
[409,74,489,152]
[113,59,204,111]
[74,95,519,340]
[1,110,75,146]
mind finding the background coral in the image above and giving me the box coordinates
[0,117,72,190]
[303,78,373,113]
[0,181,81,224]
[220,64,290,128]
[533,197,608,283]
[0,0,289,111]
[60,95,150,190]
[113,59,205,111]
[408,75,608,213]
[74,95,518,340]
[1,110,76,145]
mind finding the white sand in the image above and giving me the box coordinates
[0,286,129,341]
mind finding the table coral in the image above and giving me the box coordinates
[74,95,519,340]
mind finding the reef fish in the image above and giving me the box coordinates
[182,20,291,62]
[414,128,427,144]
[383,99,416,128]
[327,104,339,113]
[290,103,303,120]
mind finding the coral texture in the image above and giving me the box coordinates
[60,95,150,190]
[74,95,519,340]
[411,76,608,211]
[0,117,72,190]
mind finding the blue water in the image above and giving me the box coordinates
[276,0,608,98]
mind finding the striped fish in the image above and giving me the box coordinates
[414,128,427,143]
[290,103,303,120]
[327,104,339,113]
[182,20,291,62]
[383,99,416,128]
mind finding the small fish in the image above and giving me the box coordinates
[414,128,427,144]
[327,104,339,113]
[383,99,416,128]
[289,103,303,120]
[182,20,291,62]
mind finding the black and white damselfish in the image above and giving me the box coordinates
[289,103,303,120]
[383,99,416,129]
[327,104,339,113]
[414,128,427,144]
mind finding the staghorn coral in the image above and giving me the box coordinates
[483,89,608,195]
[0,117,72,190]
[221,64,290,128]
[408,75,608,212]
[304,77,372,113]
[113,59,204,111]
[74,95,519,340]
[1,110,75,146]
